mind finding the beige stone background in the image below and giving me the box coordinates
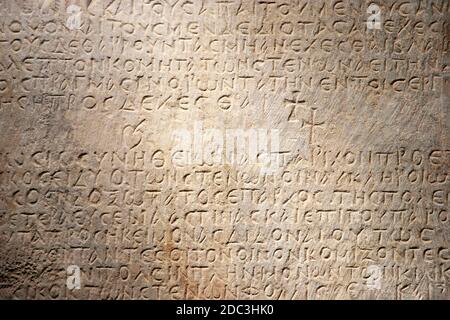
[0,0,448,299]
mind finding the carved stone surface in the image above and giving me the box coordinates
[0,0,448,300]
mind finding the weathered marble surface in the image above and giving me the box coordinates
[0,0,448,299]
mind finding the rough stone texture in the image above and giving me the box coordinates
[0,0,448,300]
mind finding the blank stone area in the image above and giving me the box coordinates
[0,0,448,299]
